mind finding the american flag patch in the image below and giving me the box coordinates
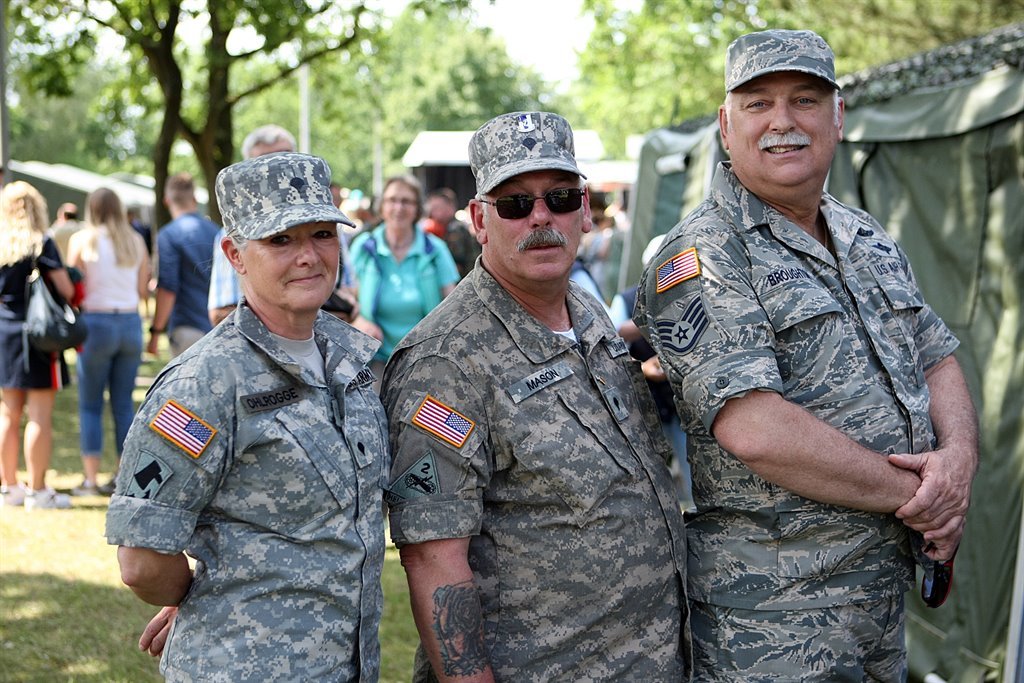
[412,395,475,448]
[656,248,701,293]
[150,400,217,458]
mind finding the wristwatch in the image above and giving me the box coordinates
[149,325,165,335]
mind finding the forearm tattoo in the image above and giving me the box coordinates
[431,579,488,677]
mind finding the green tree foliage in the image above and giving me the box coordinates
[576,0,1024,156]
[372,5,549,179]
[8,64,157,176]
[7,0,467,223]
[6,1,553,216]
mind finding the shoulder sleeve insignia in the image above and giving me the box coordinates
[150,399,217,459]
[656,247,701,293]
[411,395,475,448]
[385,452,440,505]
[124,451,173,499]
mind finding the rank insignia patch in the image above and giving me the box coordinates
[656,248,701,293]
[150,400,217,458]
[385,452,440,505]
[412,395,475,448]
[656,297,709,355]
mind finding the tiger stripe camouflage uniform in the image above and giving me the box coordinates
[634,163,960,680]
[383,265,690,681]
[106,302,387,681]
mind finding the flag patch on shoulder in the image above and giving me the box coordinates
[150,400,216,458]
[412,395,475,448]
[656,248,700,293]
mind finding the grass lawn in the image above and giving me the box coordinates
[0,348,418,682]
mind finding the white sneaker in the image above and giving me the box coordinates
[24,488,72,510]
[0,483,27,507]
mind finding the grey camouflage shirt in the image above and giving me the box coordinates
[635,163,960,610]
[383,266,690,681]
[106,302,387,682]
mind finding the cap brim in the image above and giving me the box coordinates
[480,158,587,195]
[240,204,355,241]
[729,66,839,92]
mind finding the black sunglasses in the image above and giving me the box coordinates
[478,188,585,220]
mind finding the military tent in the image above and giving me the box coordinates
[625,23,1024,683]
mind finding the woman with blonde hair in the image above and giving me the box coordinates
[0,181,75,510]
[67,187,150,496]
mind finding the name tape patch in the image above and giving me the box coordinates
[506,361,574,404]
[412,395,475,449]
[150,400,217,458]
[241,386,301,413]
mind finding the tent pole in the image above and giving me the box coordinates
[1005,499,1024,682]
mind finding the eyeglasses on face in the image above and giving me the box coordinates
[478,188,585,220]
[383,197,419,207]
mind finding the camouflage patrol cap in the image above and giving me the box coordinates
[469,112,586,195]
[725,29,838,92]
[215,152,354,240]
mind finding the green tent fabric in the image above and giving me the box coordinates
[620,119,722,290]
[626,24,1024,682]
[833,66,1024,683]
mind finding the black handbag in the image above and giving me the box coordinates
[22,260,88,355]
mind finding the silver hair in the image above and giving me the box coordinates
[241,125,297,160]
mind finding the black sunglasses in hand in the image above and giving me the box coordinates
[478,188,585,220]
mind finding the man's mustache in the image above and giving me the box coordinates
[518,227,567,251]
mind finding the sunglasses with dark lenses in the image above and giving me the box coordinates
[479,188,585,220]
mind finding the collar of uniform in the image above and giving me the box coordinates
[232,297,381,386]
[470,265,597,364]
[713,162,842,265]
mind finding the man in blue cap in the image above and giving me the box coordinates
[635,29,977,681]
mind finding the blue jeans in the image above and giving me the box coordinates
[77,312,143,456]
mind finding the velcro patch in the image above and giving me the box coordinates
[506,361,573,404]
[241,386,301,413]
[352,367,375,388]
[124,451,173,499]
[150,400,217,458]
[385,452,440,505]
[656,248,700,293]
[606,337,629,358]
[412,395,475,448]
[656,297,710,355]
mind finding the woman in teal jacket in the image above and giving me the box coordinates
[351,175,460,371]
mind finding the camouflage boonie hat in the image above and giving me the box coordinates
[725,29,838,92]
[215,152,354,240]
[469,112,586,195]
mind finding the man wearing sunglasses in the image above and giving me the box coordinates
[634,29,978,681]
[381,111,690,682]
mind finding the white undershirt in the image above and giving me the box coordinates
[269,331,325,384]
[554,328,577,341]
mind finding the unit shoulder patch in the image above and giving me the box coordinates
[125,451,173,499]
[385,452,440,505]
[150,399,217,458]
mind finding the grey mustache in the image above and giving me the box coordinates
[518,227,567,251]
[759,132,812,149]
